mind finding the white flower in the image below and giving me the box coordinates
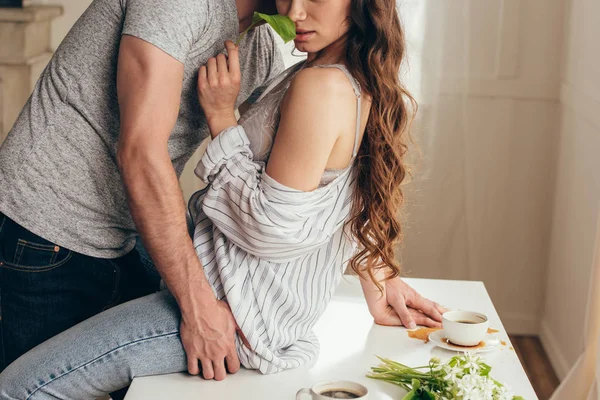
[450,368,508,400]
[443,364,464,384]
[461,352,482,374]
[455,374,478,398]
[480,377,496,398]
[493,383,515,400]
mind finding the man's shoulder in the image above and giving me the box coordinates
[242,26,284,75]
[246,25,278,51]
[122,0,207,9]
[121,0,212,25]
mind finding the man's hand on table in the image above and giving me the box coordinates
[179,298,240,381]
[370,277,448,329]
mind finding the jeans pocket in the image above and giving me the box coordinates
[9,239,72,271]
[0,215,73,272]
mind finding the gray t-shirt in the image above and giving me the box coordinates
[0,0,284,258]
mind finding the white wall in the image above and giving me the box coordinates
[51,0,90,50]
[540,0,600,380]
[398,0,565,335]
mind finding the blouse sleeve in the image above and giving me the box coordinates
[193,125,354,262]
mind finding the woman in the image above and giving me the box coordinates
[0,0,444,398]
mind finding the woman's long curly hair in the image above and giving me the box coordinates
[343,0,417,289]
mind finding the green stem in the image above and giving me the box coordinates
[236,21,258,46]
[370,369,431,378]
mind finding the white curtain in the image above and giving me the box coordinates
[549,209,600,400]
[396,0,471,281]
[393,0,561,338]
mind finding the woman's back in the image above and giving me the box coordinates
[239,61,367,187]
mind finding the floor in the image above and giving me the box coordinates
[510,335,561,400]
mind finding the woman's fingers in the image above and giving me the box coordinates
[216,53,228,77]
[373,306,403,326]
[203,42,239,89]
[224,41,240,82]
[207,57,218,87]
[436,302,449,315]
[409,309,442,328]
[198,65,207,84]
[399,281,446,323]
[372,306,443,329]
[387,290,416,329]
[418,297,444,323]
[196,42,240,133]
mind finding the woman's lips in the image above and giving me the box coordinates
[295,31,316,42]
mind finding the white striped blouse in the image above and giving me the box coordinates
[189,64,362,374]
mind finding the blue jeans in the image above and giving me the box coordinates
[0,289,189,399]
[0,212,162,395]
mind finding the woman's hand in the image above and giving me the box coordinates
[361,273,447,329]
[198,41,240,137]
[380,277,447,328]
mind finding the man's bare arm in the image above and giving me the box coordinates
[116,35,239,381]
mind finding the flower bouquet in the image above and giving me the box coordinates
[368,353,525,400]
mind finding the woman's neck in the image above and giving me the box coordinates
[306,36,347,66]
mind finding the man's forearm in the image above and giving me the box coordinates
[119,146,215,311]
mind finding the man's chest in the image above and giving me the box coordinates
[168,29,274,155]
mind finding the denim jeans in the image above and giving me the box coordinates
[0,212,161,373]
[0,289,189,399]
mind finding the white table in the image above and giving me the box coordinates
[125,277,538,399]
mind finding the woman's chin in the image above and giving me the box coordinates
[294,40,331,57]
[293,42,313,54]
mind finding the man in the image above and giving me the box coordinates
[0,0,444,384]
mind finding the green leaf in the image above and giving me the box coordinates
[416,389,436,400]
[402,392,417,400]
[479,363,492,377]
[254,13,296,42]
[402,388,436,400]
[400,380,436,400]
[236,12,296,45]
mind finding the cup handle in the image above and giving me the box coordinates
[296,388,312,399]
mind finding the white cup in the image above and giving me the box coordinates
[442,310,489,346]
[296,380,369,399]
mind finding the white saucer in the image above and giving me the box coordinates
[428,330,501,353]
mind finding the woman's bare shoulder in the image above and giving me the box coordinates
[281,66,358,125]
